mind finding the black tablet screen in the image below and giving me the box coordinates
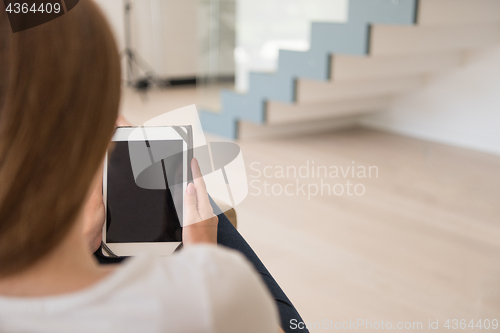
[106,140,183,243]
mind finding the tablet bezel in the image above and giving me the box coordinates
[102,126,187,257]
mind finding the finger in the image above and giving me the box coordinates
[87,165,104,207]
[184,182,201,226]
[191,157,206,190]
[94,165,103,196]
[191,158,214,219]
[116,115,131,127]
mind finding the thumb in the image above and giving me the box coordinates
[184,182,201,227]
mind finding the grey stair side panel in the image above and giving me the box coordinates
[221,89,266,123]
[199,109,238,139]
[277,49,331,82]
[248,72,295,103]
[349,0,417,25]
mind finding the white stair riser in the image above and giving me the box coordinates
[266,97,392,125]
[418,0,500,26]
[371,24,500,56]
[238,117,359,140]
[331,51,463,81]
[297,76,425,104]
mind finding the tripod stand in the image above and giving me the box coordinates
[121,0,164,90]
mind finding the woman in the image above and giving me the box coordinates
[0,1,306,332]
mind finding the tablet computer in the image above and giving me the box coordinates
[102,126,190,257]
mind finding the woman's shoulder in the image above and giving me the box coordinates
[166,244,255,273]
[0,246,279,333]
[146,244,267,297]
[156,245,279,332]
[98,244,273,307]
[107,244,279,332]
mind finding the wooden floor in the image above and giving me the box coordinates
[237,130,500,332]
[121,88,500,332]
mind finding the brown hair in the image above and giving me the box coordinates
[0,0,121,276]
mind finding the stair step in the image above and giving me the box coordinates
[297,75,424,104]
[418,0,500,26]
[266,96,392,125]
[238,116,358,140]
[371,23,500,56]
[331,51,462,81]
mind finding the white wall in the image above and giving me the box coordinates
[360,47,500,156]
[94,0,197,79]
[161,0,198,78]
[94,0,125,51]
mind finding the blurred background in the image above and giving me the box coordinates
[94,0,500,331]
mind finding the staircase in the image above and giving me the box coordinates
[199,0,500,139]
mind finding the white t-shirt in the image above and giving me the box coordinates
[0,245,279,333]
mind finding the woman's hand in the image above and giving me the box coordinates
[182,158,218,245]
[81,115,129,254]
[116,114,130,127]
[81,171,105,253]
